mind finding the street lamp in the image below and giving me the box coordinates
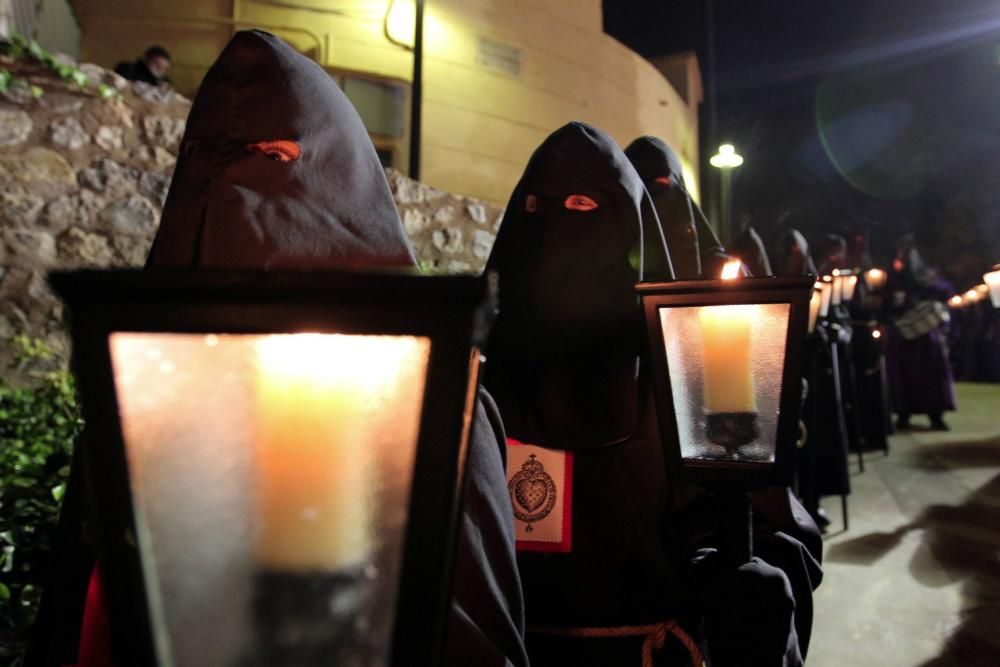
[709,143,744,247]
[49,269,495,667]
[637,270,812,562]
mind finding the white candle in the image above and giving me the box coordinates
[831,270,843,305]
[865,268,886,291]
[699,305,756,413]
[985,266,1000,307]
[843,274,858,301]
[808,285,822,333]
[819,277,833,317]
[253,334,374,572]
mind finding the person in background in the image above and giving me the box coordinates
[884,235,957,431]
[730,224,773,277]
[625,136,730,279]
[114,45,172,86]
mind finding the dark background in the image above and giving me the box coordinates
[604,0,1000,290]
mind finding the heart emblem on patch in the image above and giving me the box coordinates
[515,479,548,512]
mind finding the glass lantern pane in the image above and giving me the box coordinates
[658,303,790,465]
[109,332,431,667]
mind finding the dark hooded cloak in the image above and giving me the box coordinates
[730,225,773,277]
[625,136,727,279]
[813,233,848,276]
[31,30,526,667]
[772,229,818,277]
[485,123,816,667]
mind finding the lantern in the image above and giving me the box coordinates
[49,269,496,667]
[636,274,813,489]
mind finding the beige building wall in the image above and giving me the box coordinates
[70,0,701,204]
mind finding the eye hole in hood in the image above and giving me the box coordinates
[247,139,301,163]
[564,194,598,211]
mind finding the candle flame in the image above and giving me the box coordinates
[872,329,881,339]
[949,295,963,307]
[965,289,979,301]
[721,260,742,280]
[975,284,988,294]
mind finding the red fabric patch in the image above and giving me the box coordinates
[655,176,672,187]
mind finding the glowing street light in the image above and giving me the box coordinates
[709,143,745,168]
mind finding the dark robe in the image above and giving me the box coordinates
[113,59,169,86]
[772,230,850,507]
[624,136,727,279]
[31,30,527,667]
[485,123,816,666]
[883,238,957,419]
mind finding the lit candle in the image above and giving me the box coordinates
[699,305,756,413]
[965,289,980,303]
[831,270,843,305]
[700,259,755,413]
[865,268,886,291]
[253,334,373,572]
[948,295,964,308]
[819,277,833,317]
[843,274,858,301]
[808,284,822,333]
[985,266,1000,307]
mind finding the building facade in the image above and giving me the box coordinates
[18,0,702,204]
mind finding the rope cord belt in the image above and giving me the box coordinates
[529,620,706,667]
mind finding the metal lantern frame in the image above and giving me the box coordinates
[49,269,496,667]
[636,276,814,488]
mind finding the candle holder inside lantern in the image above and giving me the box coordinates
[637,275,813,488]
[50,270,495,667]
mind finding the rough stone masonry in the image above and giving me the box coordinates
[0,56,502,382]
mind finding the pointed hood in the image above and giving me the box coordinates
[147,30,415,269]
[813,233,848,275]
[625,136,726,279]
[731,225,773,277]
[772,229,818,276]
[483,122,671,449]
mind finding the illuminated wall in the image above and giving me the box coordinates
[70,0,701,204]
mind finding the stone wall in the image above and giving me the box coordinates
[0,58,502,381]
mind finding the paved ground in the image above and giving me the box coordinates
[810,382,1000,666]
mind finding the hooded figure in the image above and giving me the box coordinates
[30,31,527,667]
[730,225,773,277]
[625,136,728,279]
[772,229,818,277]
[485,123,813,667]
[813,233,848,276]
[884,235,956,430]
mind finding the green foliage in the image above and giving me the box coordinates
[0,33,122,101]
[0,337,83,663]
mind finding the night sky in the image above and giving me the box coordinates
[604,0,1000,290]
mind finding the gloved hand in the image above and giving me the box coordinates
[689,548,803,667]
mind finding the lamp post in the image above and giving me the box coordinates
[709,143,744,247]
[50,269,495,667]
[636,270,812,563]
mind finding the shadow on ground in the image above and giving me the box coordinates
[825,437,1000,665]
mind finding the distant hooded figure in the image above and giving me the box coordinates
[32,31,527,667]
[485,122,812,667]
[772,229,818,277]
[625,136,728,279]
[730,225,773,277]
[884,235,956,431]
[813,233,848,275]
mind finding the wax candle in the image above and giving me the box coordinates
[808,285,822,333]
[985,266,1000,307]
[819,277,833,317]
[253,334,373,572]
[948,295,963,308]
[831,270,843,305]
[843,274,858,301]
[699,305,756,413]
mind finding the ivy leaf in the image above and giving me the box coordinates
[70,69,88,88]
[30,85,44,99]
[0,582,10,601]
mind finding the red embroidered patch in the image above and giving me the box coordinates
[247,140,301,163]
[564,194,598,211]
